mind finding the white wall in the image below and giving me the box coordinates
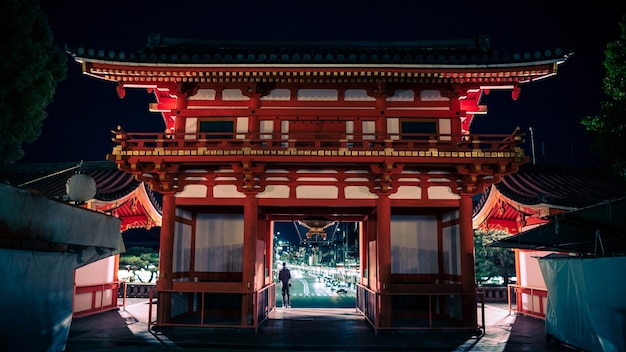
[194,213,244,272]
[519,250,551,289]
[390,215,438,274]
[74,257,117,313]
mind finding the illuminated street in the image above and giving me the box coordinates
[275,268,356,308]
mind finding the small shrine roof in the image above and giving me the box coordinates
[488,165,626,209]
[472,165,626,235]
[68,33,569,68]
[1,161,138,200]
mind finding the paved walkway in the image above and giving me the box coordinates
[63,300,574,351]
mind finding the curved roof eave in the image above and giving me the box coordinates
[73,55,567,70]
[135,182,163,226]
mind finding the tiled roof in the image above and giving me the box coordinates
[68,33,569,66]
[1,161,137,200]
[492,165,626,209]
[473,165,626,235]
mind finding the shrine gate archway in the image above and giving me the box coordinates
[69,35,569,332]
[155,194,475,332]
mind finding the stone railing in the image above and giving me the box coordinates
[118,283,156,298]
[477,286,509,302]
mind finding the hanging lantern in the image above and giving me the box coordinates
[66,173,97,202]
[298,216,335,240]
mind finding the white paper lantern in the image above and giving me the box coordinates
[66,174,97,202]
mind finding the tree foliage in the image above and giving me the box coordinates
[582,14,626,179]
[120,246,159,269]
[119,247,159,283]
[474,230,516,286]
[0,0,67,163]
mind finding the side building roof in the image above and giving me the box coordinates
[0,161,162,232]
[473,165,626,235]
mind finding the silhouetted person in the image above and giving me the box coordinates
[278,262,291,307]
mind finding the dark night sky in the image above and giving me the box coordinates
[21,1,626,169]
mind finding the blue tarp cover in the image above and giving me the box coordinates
[538,255,626,352]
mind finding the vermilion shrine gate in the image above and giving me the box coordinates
[70,35,568,332]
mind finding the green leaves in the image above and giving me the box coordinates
[474,230,516,286]
[582,14,626,179]
[0,0,67,163]
[119,246,159,271]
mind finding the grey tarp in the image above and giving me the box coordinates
[488,197,626,255]
[538,255,626,352]
[0,184,123,352]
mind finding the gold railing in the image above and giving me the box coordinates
[110,129,524,159]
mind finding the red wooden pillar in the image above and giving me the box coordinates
[376,193,391,326]
[267,219,275,285]
[248,114,259,140]
[449,92,463,142]
[359,219,367,286]
[375,117,387,143]
[241,193,258,325]
[459,194,477,326]
[113,254,120,308]
[514,249,521,311]
[366,213,377,288]
[157,192,176,323]
[174,93,188,135]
